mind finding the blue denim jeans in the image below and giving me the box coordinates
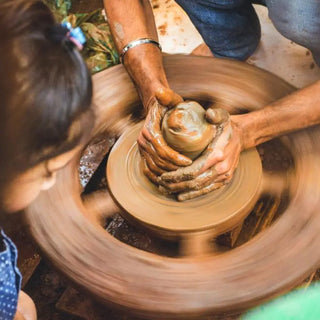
[175,0,320,65]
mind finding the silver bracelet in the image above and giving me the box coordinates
[120,38,162,63]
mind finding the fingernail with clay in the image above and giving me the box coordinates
[155,87,171,105]
[206,108,229,124]
[177,154,192,166]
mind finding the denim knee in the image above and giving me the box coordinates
[175,0,261,60]
[267,0,320,63]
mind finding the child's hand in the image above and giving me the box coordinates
[14,291,37,320]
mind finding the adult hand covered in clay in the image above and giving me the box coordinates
[103,0,192,178]
[138,88,192,184]
[158,108,243,201]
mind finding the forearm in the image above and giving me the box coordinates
[104,0,157,50]
[104,0,169,107]
[233,81,320,149]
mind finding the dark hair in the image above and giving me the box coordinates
[0,0,94,181]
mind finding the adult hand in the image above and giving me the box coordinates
[138,87,192,184]
[158,108,244,201]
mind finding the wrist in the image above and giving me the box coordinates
[123,43,166,82]
[120,38,161,64]
[122,45,169,110]
[231,114,253,151]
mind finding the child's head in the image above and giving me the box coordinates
[0,0,94,212]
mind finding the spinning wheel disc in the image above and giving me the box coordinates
[25,56,320,318]
[108,122,263,238]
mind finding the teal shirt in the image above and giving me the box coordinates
[244,282,320,320]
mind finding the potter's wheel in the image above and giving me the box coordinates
[107,122,263,238]
[26,56,320,318]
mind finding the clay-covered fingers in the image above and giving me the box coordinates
[177,181,225,201]
[138,135,179,171]
[213,148,240,183]
[158,109,233,184]
[141,158,159,185]
[159,140,228,184]
[212,124,242,181]
[159,116,239,185]
[155,87,183,107]
[138,99,192,170]
[206,107,230,125]
[158,146,238,195]
[142,103,192,166]
[159,166,218,193]
[159,151,237,195]
[139,149,166,175]
[159,154,207,184]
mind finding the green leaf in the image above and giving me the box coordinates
[42,0,72,20]
[86,53,114,74]
[44,0,120,74]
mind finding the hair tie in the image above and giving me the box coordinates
[61,22,86,51]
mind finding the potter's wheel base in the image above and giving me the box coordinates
[107,122,263,240]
